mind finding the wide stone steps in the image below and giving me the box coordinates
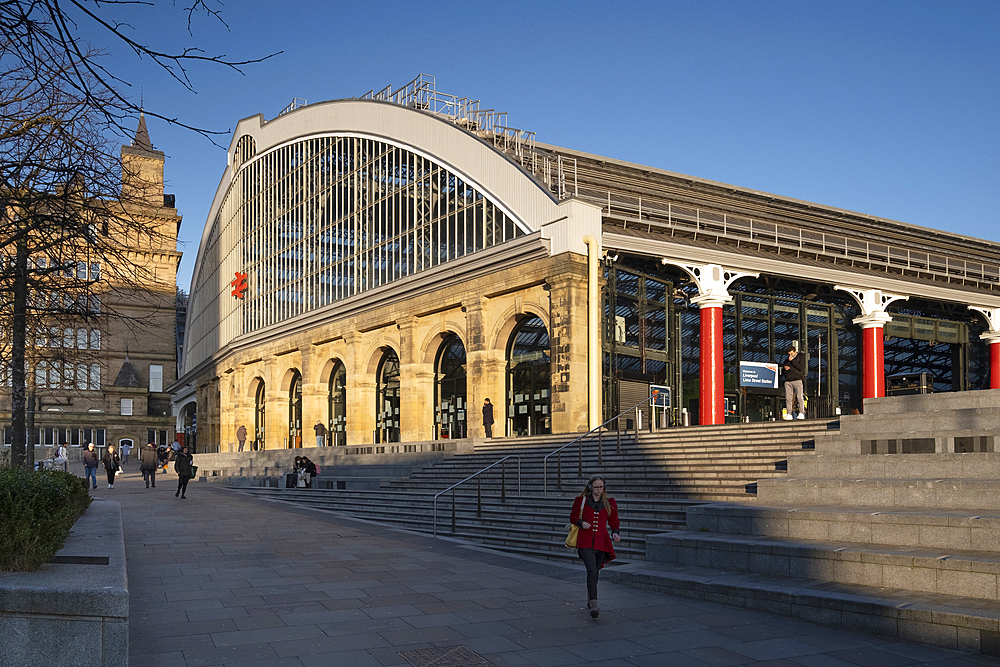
[602,560,1000,656]
[647,531,1000,601]
[236,486,693,560]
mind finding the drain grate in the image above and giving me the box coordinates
[398,645,492,666]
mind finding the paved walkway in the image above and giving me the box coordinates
[88,466,992,666]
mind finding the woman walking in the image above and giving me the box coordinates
[569,475,620,618]
[102,444,121,489]
[174,445,194,499]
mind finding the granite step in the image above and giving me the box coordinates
[602,560,1000,656]
[645,531,1000,600]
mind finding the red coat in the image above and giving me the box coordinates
[570,495,619,563]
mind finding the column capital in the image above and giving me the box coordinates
[662,261,758,309]
[853,312,894,329]
[835,286,907,320]
[970,306,1000,338]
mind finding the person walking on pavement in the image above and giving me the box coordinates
[54,443,69,472]
[102,444,121,489]
[174,445,194,499]
[120,441,131,466]
[482,398,494,438]
[236,424,247,452]
[139,442,158,488]
[783,345,807,420]
[569,475,621,618]
[314,420,326,447]
[81,442,99,489]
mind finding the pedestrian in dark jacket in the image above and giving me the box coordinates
[174,446,194,499]
[482,398,494,438]
[139,442,158,488]
[101,444,121,489]
[569,475,621,618]
[81,442,99,489]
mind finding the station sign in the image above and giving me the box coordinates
[739,361,779,388]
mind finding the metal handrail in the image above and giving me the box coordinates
[542,396,655,496]
[432,455,520,537]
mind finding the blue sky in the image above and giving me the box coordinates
[91,0,999,292]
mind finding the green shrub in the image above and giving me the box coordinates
[0,467,92,572]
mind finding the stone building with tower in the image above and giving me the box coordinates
[1,115,181,458]
[173,75,1000,454]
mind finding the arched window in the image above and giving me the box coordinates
[435,335,467,439]
[376,349,400,443]
[288,371,302,448]
[507,316,551,436]
[254,381,266,450]
[328,361,347,446]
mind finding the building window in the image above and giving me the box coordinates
[149,364,163,392]
[90,262,101,280]
[90,330,101,350]
[89,364,100,390]
[120,398,132,416]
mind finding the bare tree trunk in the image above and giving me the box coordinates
[10,236,28,469]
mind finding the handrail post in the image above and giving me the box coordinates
[451,489,456,533]
[433,497,437,537]
[501,461,506,504]
[578,440,582,476]
[557,451,562,490]
[477,475,482,518]
[598,430,603,465]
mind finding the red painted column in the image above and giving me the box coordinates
[990,341,1000,390]
[699,305,724,425]
[861,324,885,399]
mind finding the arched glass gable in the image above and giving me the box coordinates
[185,133,529,372]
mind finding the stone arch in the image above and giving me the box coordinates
[491,304,550,353]
[246,375,265,399]
[418,325,467,366]
[278,367,302,393]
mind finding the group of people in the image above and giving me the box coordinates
[77,440,195,498]
[293,456,317,487]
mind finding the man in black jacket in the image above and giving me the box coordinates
[139,442,158,488]
[482,398,494,438]
[783,346,806,420]
[81,443,99,489]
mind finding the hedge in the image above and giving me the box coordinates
[0,467,92,572]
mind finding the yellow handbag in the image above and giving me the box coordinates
[565,523,579,548]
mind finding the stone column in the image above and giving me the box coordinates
[344,330,375,445]
[398,316,433,442]
[664,261,758,425]
[465,297,503,438]
[836,287,907,400]
[548,267,590,434]
[300,347,326,446]
[970,307,1000,389]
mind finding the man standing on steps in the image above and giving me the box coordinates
[483,398,494,438]
[236,424,247,452]
[783,346,807,420]
[314,420,326,447]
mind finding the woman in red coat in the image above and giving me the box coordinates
[570,475,620,618]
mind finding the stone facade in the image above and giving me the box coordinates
[200,252,591,452]
[1,115,180,458]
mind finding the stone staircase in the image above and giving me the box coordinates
[223,420,829,562]
[604,390,1000,656]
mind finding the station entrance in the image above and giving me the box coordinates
[602,260,987,425]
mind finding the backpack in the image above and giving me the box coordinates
[313,465,320,475]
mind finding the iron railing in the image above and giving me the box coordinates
[542,396,655,496]
[432,455,520,537]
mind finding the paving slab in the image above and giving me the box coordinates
[86,468,992,666]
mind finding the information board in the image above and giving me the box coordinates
[739,361,779,388]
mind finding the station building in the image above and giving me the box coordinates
[172,75,1000,453]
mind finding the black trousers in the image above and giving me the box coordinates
[484,423,493,438]
[578,547,610,600]
[142,467,156,487]
[105,469,116,484]
[177,474,191,496]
